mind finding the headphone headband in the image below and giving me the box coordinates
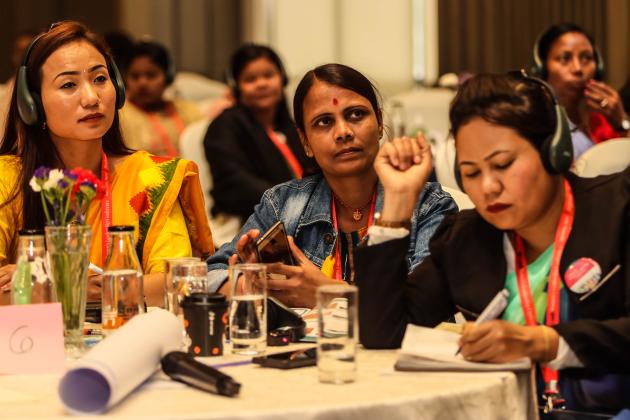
[454,70,573,191]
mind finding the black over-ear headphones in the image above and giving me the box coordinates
[530,30,604,81]
[454,70,573,191]
[17,23,126,127]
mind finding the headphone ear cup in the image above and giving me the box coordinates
[108,58,126,109]
[593,45,605,81]
[16,66,41,126]
[453,153,464,191]
[166,56,176,85]
[541,105,573,174]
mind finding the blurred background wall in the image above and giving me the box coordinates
[1,0,628,98]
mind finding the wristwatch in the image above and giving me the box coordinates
[373,216,412,230]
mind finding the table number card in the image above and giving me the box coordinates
[0,303,65,374]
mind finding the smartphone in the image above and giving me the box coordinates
[252,347,317,369]
[255,221,295,265]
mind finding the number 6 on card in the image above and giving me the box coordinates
[0,303,65,374]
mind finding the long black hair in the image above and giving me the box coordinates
[0,21,132,230]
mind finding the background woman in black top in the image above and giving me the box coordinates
[203,44,313,221]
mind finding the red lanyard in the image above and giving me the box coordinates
[513,179,574,390]
[330,191,376,280]
[101,151,113,266]
[266,128,304,179]
[146,105,186,157]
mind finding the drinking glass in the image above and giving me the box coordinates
[171,262,209,306]
[163,257,200,314]
[316,284,358,384]
[228,263,267,356]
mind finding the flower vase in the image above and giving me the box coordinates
[45,225,92,359]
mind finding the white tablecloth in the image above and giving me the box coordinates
[0,347,535,419]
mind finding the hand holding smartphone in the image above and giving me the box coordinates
[255,221,295,266]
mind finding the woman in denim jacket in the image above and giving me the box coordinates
[207,64,456,307]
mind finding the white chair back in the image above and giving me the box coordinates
[441,186,474,210]
[179,119,213,212]
[572,138,630,177]
[179,119,241,248]
[165,71,228,102]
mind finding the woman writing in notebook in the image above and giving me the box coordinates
[356,72,630,412]
[206,63,456,307]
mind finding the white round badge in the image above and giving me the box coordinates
[564,258,602,294]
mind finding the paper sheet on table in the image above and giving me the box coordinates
[395,324,531,372]
[294,298,348,342]
[58,309,183,415]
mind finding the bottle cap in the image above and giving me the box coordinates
[19,228,44,236]
[181,292,227,308]
[108,225,134,232]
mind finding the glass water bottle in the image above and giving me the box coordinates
[11,229,53,304]
[101,225,145,335]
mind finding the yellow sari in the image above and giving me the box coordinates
[86,151,214,273]
[0,152,214,274]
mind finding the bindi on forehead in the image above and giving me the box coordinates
[332,98,338,106]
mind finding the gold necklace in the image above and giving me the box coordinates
[334,193,373,221]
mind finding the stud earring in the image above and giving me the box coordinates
[42,121,47,131]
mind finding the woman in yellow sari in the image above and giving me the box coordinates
[0,21,213,305]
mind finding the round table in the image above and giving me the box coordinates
[0,347,534,419]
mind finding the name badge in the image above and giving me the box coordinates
[564,258,602,294]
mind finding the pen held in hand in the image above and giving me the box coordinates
[89,263,104,275]
[455,288,509,356]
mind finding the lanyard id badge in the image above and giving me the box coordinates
[513,179,574,413]
[100,152,113,266]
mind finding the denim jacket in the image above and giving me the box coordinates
[206,173,457,291]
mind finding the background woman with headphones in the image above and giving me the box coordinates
[119,40,206,157]
[356,72,630,412]
[0,21,214,306]
[532,22,630,159]
[203,43,315,223]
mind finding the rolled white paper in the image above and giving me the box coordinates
[58,309,183,414]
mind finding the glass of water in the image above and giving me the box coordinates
[316,284,358,384]
[163,257,200,314]
[172,262,209,300]
[228,263,267,356]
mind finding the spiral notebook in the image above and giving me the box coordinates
[395,324,531,372]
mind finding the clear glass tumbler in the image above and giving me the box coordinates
[228,263,267,356]
[316,284,358,384]
[163,257,201,314]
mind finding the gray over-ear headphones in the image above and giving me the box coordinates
[454,69,573,191]
[17,23,126,127]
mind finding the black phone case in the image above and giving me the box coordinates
[252,348,316,369]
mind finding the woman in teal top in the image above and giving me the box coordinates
[356,72,630,413]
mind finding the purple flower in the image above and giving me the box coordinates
[65,171,78,181]
[58,179,69,189]
[33,166,50,180]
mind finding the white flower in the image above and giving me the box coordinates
[43,169,65,191]
[29,177,42,192]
